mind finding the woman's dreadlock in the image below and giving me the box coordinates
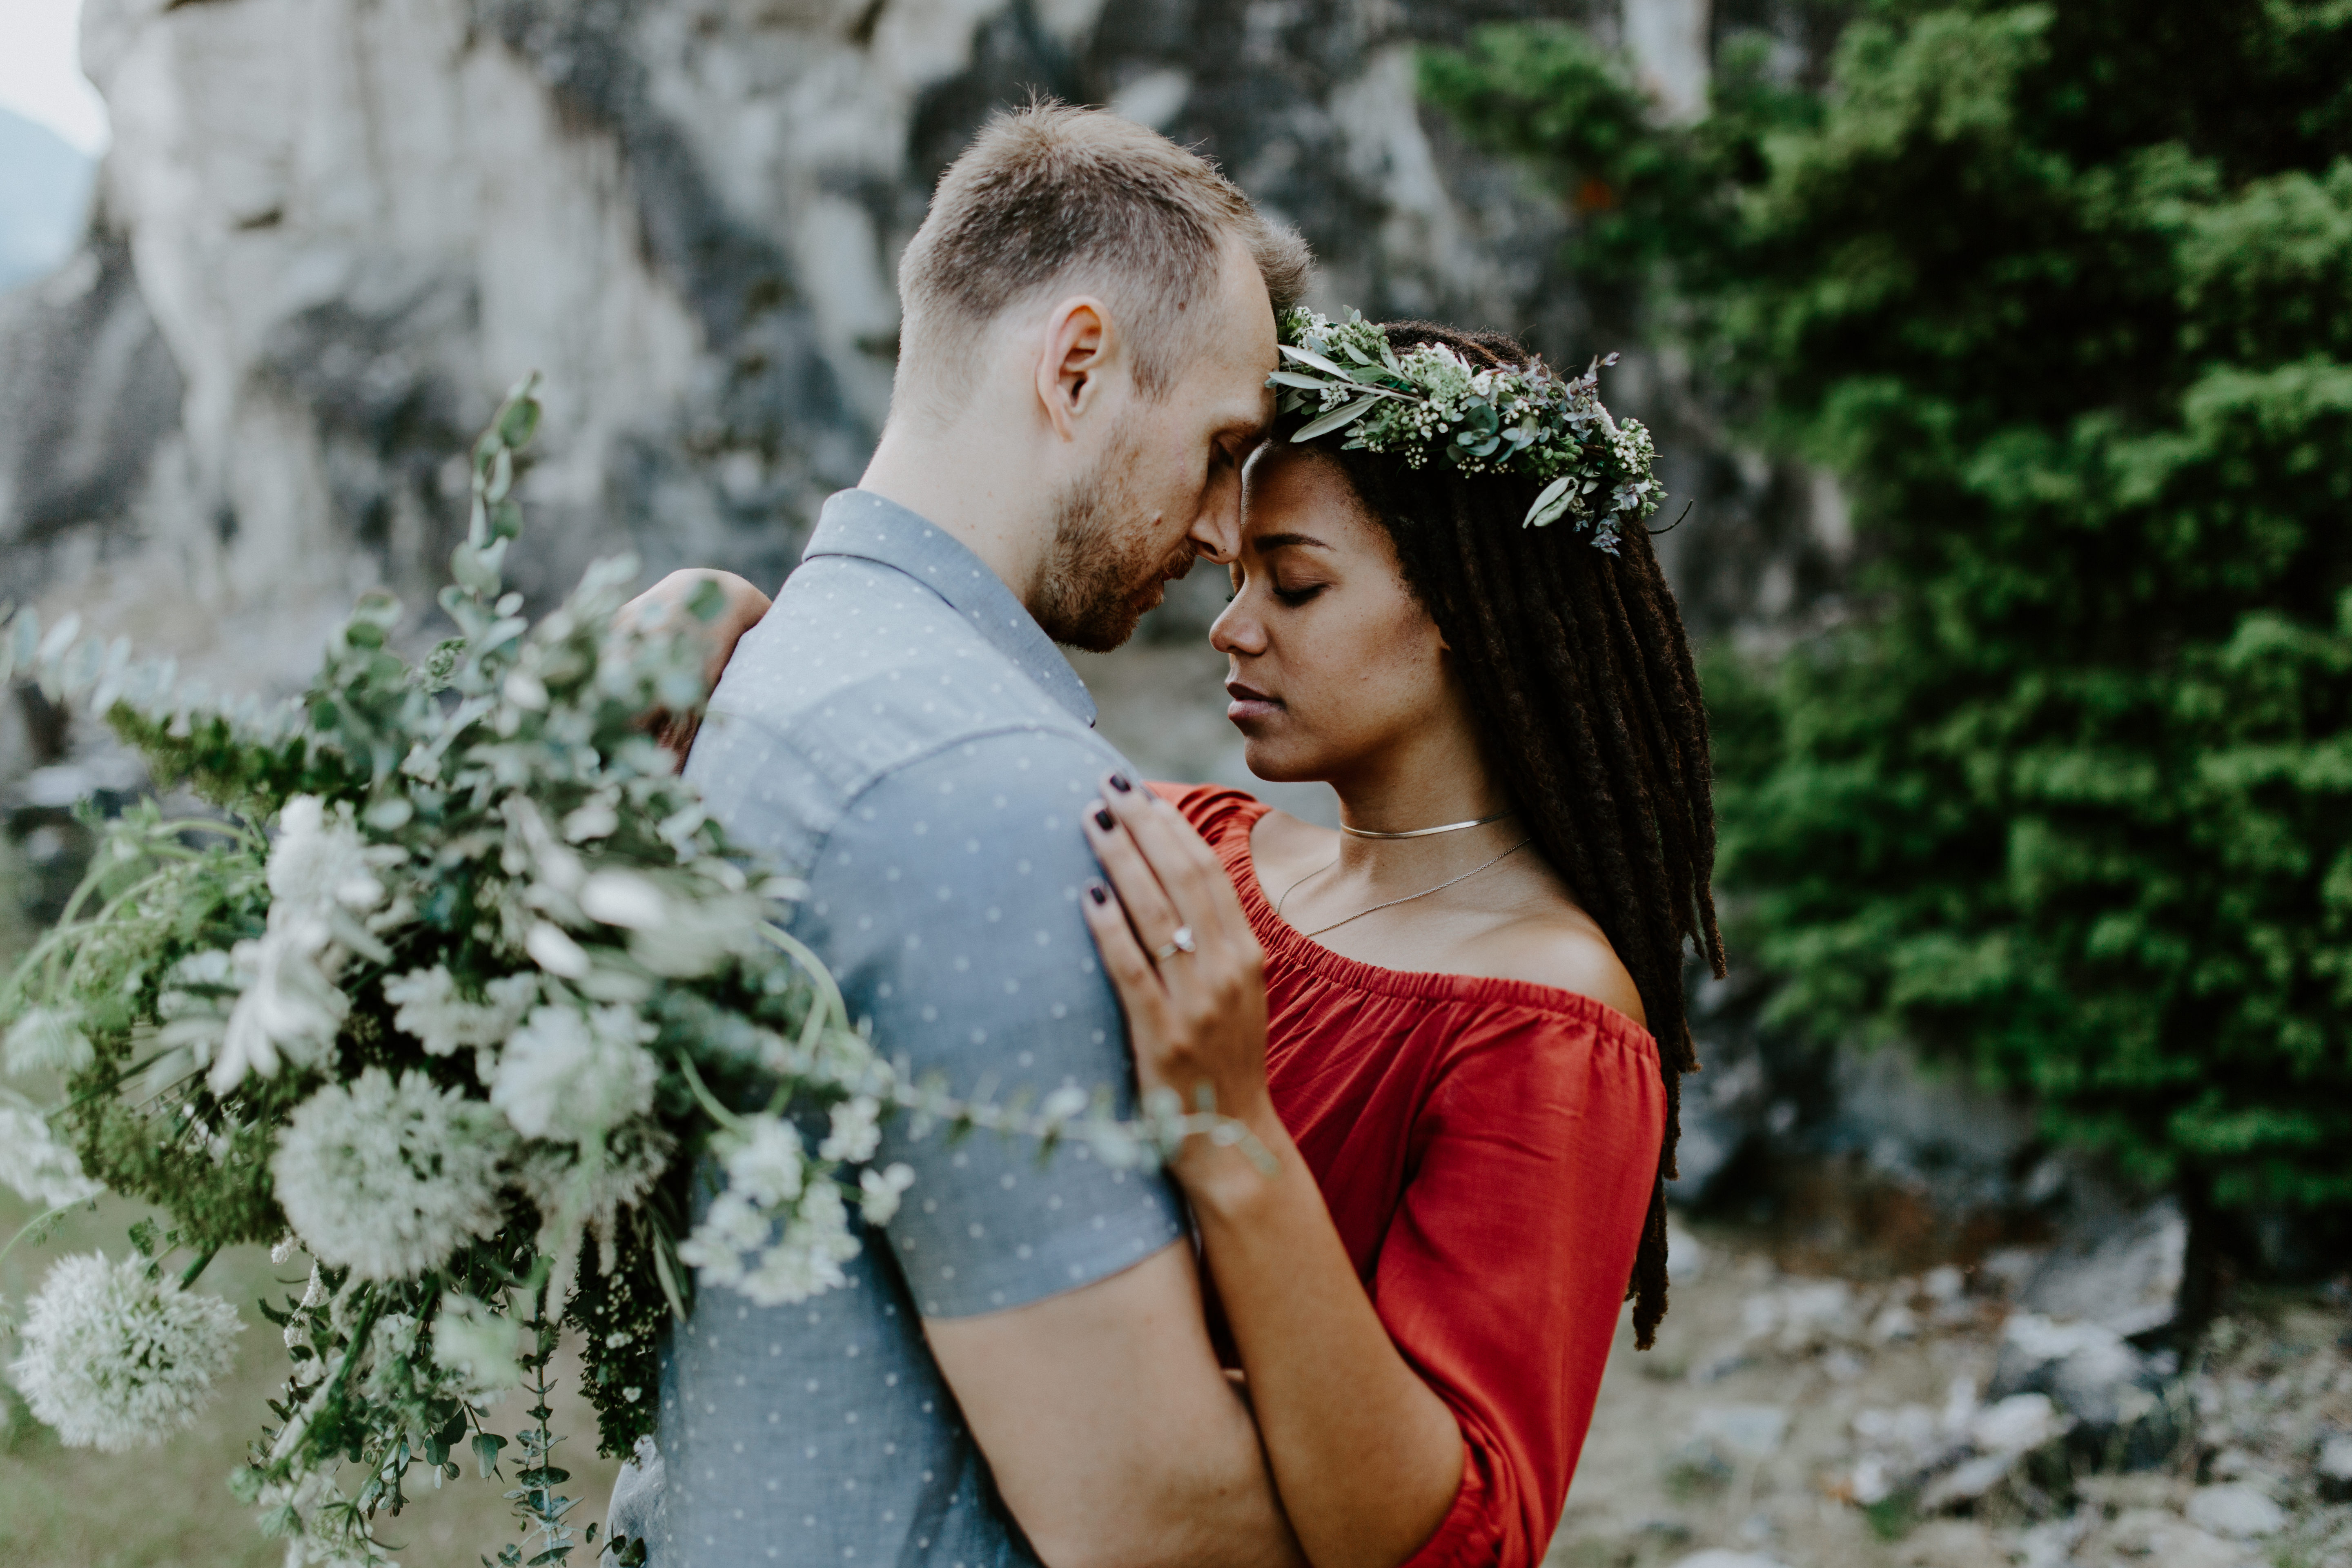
[1302,319,1725,1350]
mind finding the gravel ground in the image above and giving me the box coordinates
[1555,1222,2352,1568]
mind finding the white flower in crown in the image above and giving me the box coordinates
[490,1002,658,1146]
[1268,306,1664,551]
[0,1104,103,1208]
[271,1068,514,1280]
[8,1251,243,1452]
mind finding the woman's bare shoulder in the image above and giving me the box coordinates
[1473,911,1648,1027]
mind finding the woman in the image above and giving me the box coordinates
[648,318,1722,1568]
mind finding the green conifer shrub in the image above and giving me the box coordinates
[1425,3,2352,1259]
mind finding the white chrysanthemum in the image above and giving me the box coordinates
[382,966,538,1062]
[8,1251,242,1452]
[272,1069,514,1280]
[0,1105,103,1207]
[269,796,387,919]
[3,1005,94,1076]
[490,1003,657,1145]
[212,913,347,1095]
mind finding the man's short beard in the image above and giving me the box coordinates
[1031,430,1190,653]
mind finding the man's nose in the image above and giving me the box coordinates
[1189,478,1244,564]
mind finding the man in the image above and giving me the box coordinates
[610,104,1315,1566]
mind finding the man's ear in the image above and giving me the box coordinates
[1035,297,1112,443]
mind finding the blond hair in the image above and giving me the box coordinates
[895,100,1312,410]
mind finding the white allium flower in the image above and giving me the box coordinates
[430,1294,521,1396]
[268,797,386,919]
[8,1251,242,1452]
[490,1003,657,1145]
[3,1005,93,1076]
[818,1096,881,1163]
[272,1069,514,1280]
[382,967,538,1060]
[212,913,347,1095]
[0,1105,103,1207]
[858,1162,915,1227]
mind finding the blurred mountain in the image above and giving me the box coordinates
[0,107,94,293]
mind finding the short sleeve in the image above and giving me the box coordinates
[1380,1012,1666,1568]
[789,731,1186,1319]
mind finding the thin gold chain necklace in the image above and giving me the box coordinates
[1341,810,1514,841]
[1275,838,1533,942]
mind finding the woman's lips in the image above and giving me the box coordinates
[1225,679,1283,724]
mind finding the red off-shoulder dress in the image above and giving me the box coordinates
[1160,784,1665,1568]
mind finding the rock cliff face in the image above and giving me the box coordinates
[0,0,1843,737]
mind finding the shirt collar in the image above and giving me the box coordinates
[800,489,1098,727]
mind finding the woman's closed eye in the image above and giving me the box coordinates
[1272,580,1325,607]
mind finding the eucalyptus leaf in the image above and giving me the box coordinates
[1525,474,1575,528]
[1292,394,1382,442]
[1277,343,1354,379]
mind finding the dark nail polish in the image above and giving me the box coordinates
[1094,808,1115,831]
[1088,883,1109,904]
[1108,773,1133,793]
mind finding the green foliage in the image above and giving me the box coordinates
[1428,4,2352,1218]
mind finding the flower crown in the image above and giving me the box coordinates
[1269,307,1662,552]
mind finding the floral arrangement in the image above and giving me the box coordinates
[1270,307,1663,550]
[0,378,1198,1566]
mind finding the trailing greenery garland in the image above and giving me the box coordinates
[0,378,1221,1566]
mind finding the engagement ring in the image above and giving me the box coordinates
[1156,925,1197,959]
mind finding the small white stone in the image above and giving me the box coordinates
[2184,1483,2285,1539]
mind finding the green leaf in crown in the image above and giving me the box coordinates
[1270,307,1664,551]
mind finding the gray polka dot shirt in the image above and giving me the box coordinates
[607,490,1185,1567]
